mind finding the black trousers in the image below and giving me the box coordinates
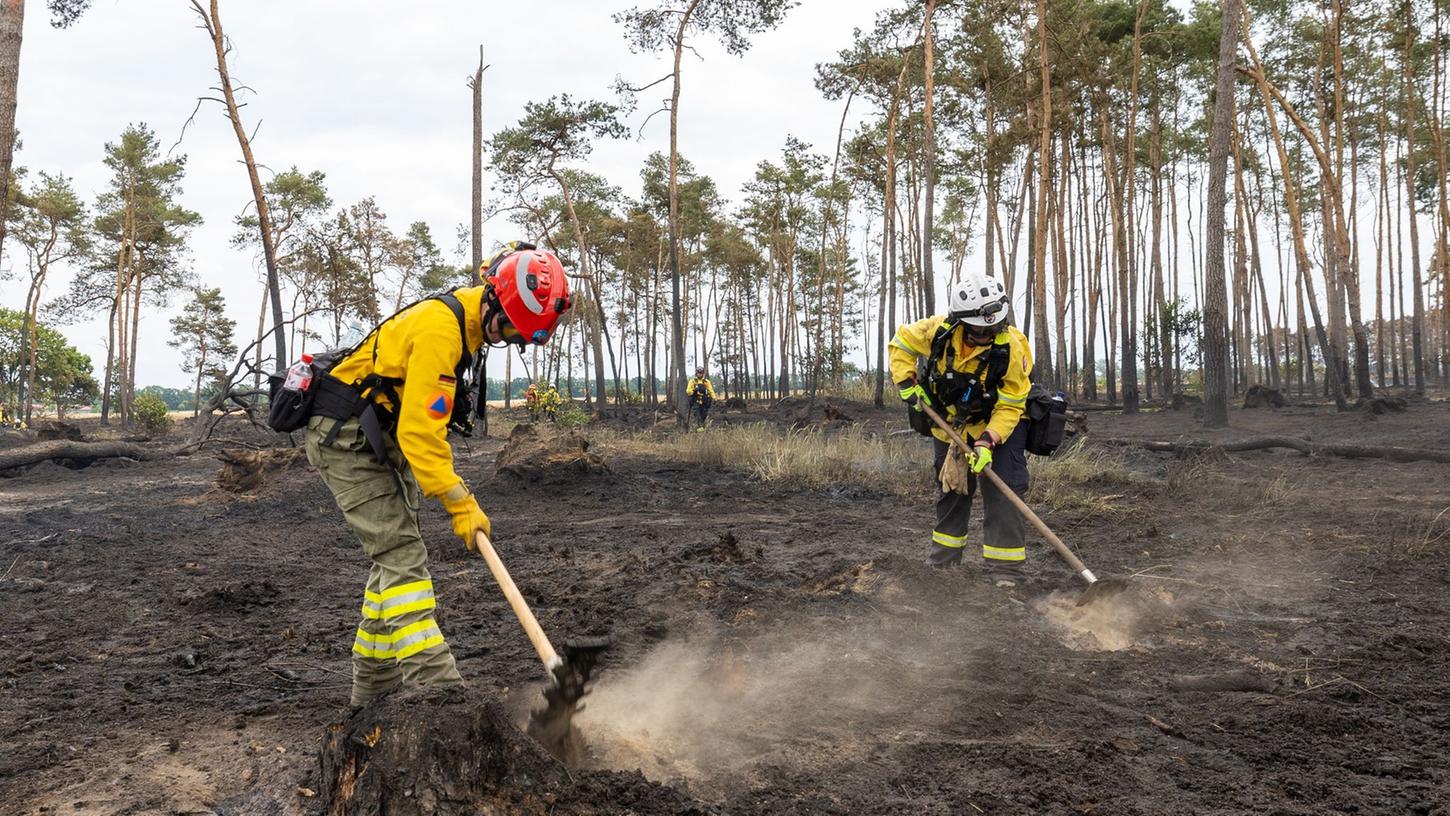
[928,420,1030,571]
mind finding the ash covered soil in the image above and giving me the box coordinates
[2,399,1448,815]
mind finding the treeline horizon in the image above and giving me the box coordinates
[3,0,1448,431]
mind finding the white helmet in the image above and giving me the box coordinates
[948,272,1009,328]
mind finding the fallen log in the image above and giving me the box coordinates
[0,440,149,472]
[1095,435,1450,465]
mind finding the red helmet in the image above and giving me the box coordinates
[483,249,571,345]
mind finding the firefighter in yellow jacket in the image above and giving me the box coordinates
[303,242,571,705]
[686,367,716,430]
[890,271,1034,586]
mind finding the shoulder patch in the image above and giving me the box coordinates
[426,391,453,420]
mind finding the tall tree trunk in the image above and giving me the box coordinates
[920,0,937,315]
[470,50,485,276]
[665,0,703,423]
[194,0,287,376]
[127,254,144,418]
[0,0,20,268]
[877,40,916,405]
[551,171,616,408]
[1402,8,1426,395]
[1201,0,1240,428]
[100,297,118,425]
[1031,0,1053,384]
[982,65,997,283]
[1151,94,1170,398]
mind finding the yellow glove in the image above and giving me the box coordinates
[970,443,993,474]
[442,484,491,551]
[898,381,928,410]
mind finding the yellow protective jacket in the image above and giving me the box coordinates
[888,316,1034,445]
[327,287,486,499]
[686,377,717,402]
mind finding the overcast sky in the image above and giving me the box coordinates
[4,0,888,388]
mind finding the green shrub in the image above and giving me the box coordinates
[556,402,589,429]
[132,392,171,433]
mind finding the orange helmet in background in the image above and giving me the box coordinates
[482,245,571,346]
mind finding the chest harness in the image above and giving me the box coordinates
[916,318,1012,428]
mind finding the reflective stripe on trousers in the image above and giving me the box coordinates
[361,579,438,620]
[931,530,967,549]
[353,618,447,660]
[982,544,1027,562]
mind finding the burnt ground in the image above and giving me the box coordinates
[1,398,1448,815]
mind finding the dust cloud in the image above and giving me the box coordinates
[577,613,963,790]
[1034,586,1176,651]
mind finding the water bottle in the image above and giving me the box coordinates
[282,354,314,392]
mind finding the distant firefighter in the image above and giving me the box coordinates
[686,367,716,431]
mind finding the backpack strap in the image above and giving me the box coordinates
[927,317,961,376]
[436,292,473,377]
[984,334,1012,391]
[324,291,475,444]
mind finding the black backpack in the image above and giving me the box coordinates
[266,292,476,436]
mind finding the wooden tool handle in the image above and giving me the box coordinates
[916,400,1097,583]
[474,531,562,670]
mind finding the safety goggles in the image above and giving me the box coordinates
[965,323,998,341]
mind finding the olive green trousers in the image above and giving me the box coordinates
[305,415,462,705]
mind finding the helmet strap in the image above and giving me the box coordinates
[481,287,512,349]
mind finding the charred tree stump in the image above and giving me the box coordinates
[214,447,306,492]
[1242,385,1287,409]
[494,424,607,483]
[318,692,569,816]
[316,691,697,815]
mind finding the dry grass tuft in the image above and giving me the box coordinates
[1382,506,1450,558]
[819,375,879,404]
[635,423,931,494]
[1031,438,1144,518]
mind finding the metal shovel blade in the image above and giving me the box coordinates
[526,636,611,761]
[1075,576,1135,607]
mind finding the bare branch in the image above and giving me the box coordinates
[620,72,674,94]
[170,97,208,155]
[636,104,671,138]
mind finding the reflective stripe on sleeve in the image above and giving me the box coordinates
[982,545,1026,562]
[891,332,925,356]
[997,389,1028,406]
[932,530,967,549]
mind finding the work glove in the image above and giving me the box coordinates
[969,443,993,474]
[442,484,492,551]
[899,381,928,410]
[938,446,971,494]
